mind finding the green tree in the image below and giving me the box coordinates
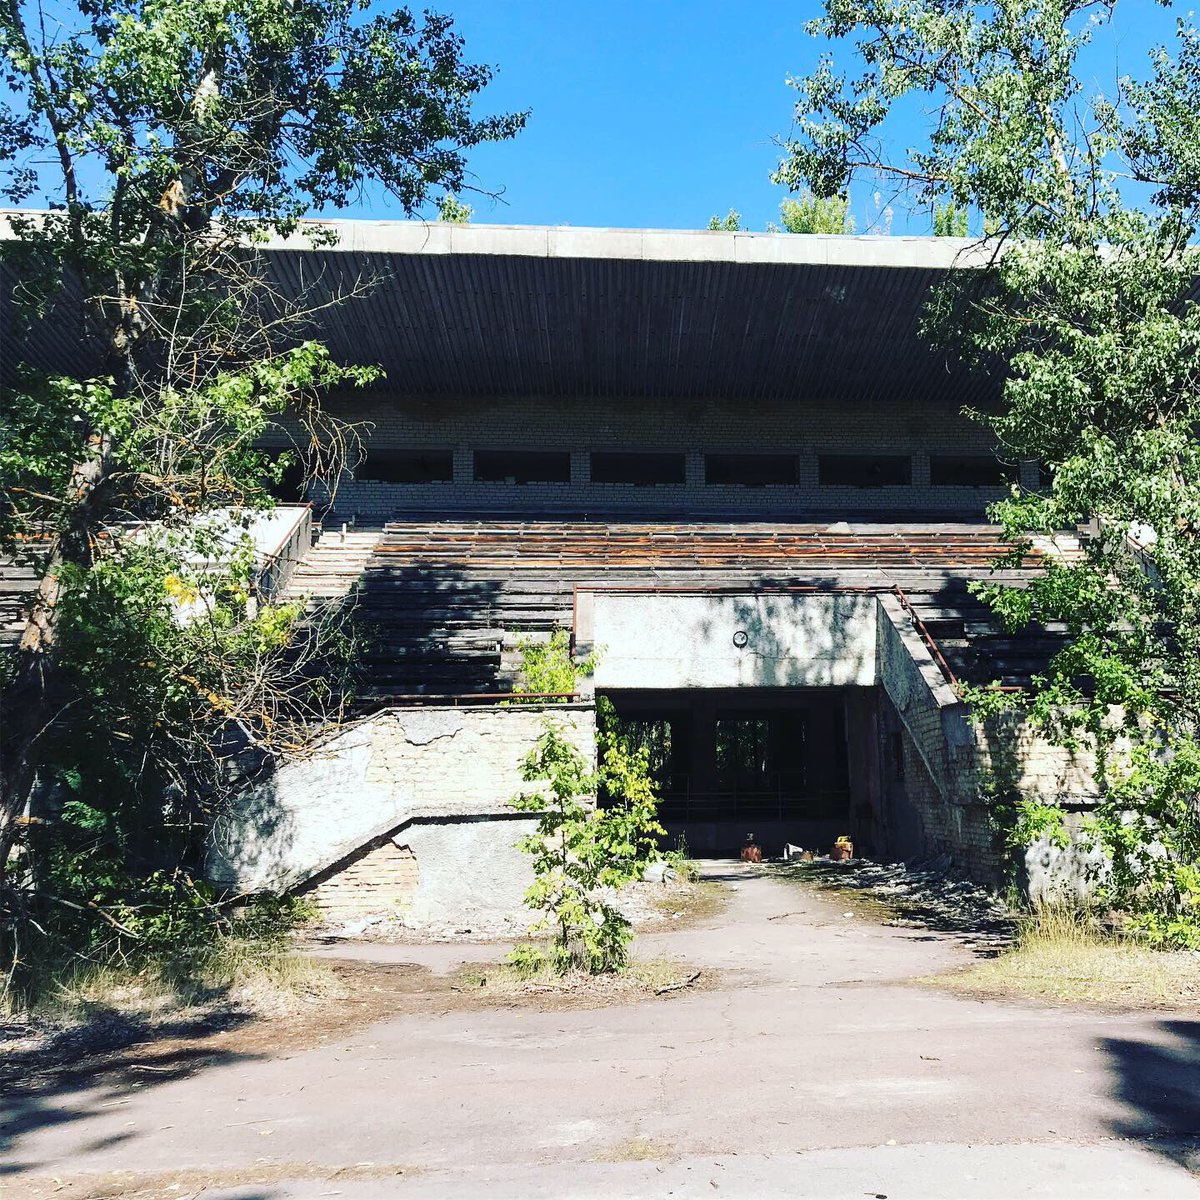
[933,202,969,237]
[595,696,667,884]
[439,194,474,223]
[777,190,854,233]
[707,208,744,231]
[509,712,663,976]
[514,628,597,696]
[780,1,1200,943]
[0,0,524,959]
[509,726,630,975]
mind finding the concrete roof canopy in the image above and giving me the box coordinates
[1,215,998,405]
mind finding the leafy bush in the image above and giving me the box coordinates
[513,628,597,696]
[509,717,663,976]
[595,696,666,880]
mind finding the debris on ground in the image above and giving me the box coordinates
[308,873,723,944]
[769,858,1016,953]
[642,861,677,884]
[653,969,702,995]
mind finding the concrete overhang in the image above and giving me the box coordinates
[2,213,998,405]
[256,219,997,270]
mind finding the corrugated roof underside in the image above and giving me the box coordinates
[3,252,993,405]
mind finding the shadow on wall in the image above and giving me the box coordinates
[208,759,298,892]
[350,561,518,697]
[721,586,877,688]
[594,582,879,691]
[1102,1021,1200,1163]
[207,559,516,890]
[973,709,1101,901]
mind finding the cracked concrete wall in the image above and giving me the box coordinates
[207,704,595,928]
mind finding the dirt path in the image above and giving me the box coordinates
[5,864,1199,1199]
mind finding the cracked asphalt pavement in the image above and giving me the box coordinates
[5,863,1199,1198]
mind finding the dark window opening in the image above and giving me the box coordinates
[818,454,911,487]
[832,704,848,777]
[263,450,307,502]
[358,449,453,484]
[715,712,809,797]
[929,454,1013,487]
[600,717,679,802]
[716,716,772,793]
[705,453,799,487]
[474,449,571,484]
[590,451,685,486]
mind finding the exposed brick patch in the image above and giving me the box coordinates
[300,837,419,921]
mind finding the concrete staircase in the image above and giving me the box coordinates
[279,529,383,603]
[0,558,39,645]
[272,518,1075,701]
[0,518,1077,697]
[895,585,1073,690]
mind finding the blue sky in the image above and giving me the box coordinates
[381,0,1183,234]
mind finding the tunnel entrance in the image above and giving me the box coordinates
[600,687,881,858]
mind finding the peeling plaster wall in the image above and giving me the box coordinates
[207,704,595,929]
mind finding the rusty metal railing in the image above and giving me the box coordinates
[891,583,962,691]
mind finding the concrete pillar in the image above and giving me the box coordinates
[689,694,720,803]
[845,689,883,858]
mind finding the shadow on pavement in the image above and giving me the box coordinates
[0,1006,261,1177]
[764,858,1017,954]
[1102,1019,1200,1167]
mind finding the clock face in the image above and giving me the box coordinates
[732,630,749,649]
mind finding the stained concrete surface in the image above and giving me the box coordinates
[5,865,1200,1199]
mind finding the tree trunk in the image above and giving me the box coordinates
[0,373,123,890]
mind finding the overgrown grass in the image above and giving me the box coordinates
[5,933,338,1024]
[935,908,1200,1009]
[4,894,337,1025]
[665,856,702,884]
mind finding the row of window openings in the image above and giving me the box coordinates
[356,450,1019,489]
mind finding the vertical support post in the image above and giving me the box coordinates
[845,688,883,858]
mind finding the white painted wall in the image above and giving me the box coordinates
[587,592,878,690]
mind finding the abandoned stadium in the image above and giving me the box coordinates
[4,222,1099,929]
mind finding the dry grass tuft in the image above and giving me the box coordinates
[5,1161,420,1200]
[934,908,1200,1009]
[453,956,705,1003]
[641,879,727,926]
[592,1136,676,1163]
